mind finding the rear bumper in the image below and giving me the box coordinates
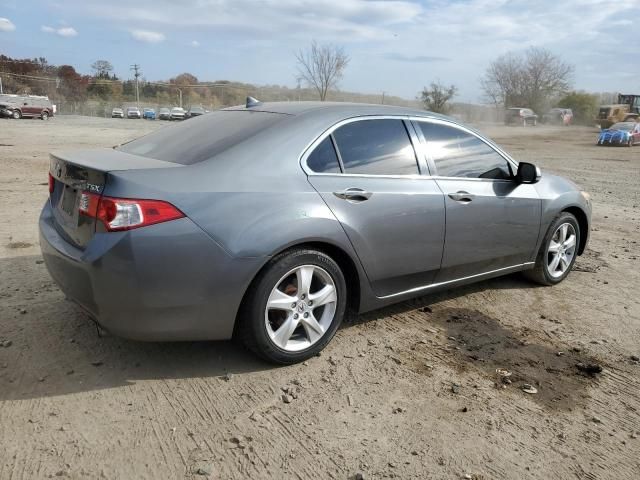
[39,201,261,341]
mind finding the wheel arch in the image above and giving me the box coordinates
[562,206,588,255]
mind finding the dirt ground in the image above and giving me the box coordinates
[1,115,639,480]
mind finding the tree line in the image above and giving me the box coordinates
[0,45,606,123]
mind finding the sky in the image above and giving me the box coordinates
[1,0,639,102]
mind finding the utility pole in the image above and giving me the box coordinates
[0,76,3,94]
[381,91,386,105]
[130,64,141,107]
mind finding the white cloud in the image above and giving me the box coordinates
[41,25,78,37]
[57,26,78,37]
[191,40,200,47]
[0,17,16,32]
[131,29,165,43]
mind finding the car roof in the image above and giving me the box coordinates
[223,101,450,121]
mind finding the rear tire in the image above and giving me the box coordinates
[524,212,580,286]
[12,110,21,120]
[237,249,347,364]
[628,137,634,147]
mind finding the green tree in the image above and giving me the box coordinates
[556,91,599,125]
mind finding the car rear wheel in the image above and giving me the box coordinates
[524,212,580,286]
[628,137,634,147]
[238,249,347,364]
[12,110,21,119]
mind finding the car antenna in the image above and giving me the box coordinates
[246,96,262,108]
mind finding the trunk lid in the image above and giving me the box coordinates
[49,148,182,248]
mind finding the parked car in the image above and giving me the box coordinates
[542,108,573,126]
[169,107,186,120]
[143,108,156,120]
[111,107,124,119]
[127,107,142,119]
[596,122,640,147]
[158,107,171,120]
[0,94,54,120]
[39,101,591,364]
[186,106,205,118]
[505,107,538,126]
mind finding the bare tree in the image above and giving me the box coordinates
[296,41,350,101]
[480,47,573,113]
[91,60,114,79]
[420,81,458,114]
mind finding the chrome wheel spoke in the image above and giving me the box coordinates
[548,240,561,253]
[272,315,298,349]
[560,254,570,269]
[309,284,336,307]
[559,224,568,242]
[549,253,561,273]
[296,266,314,298]
[563,235,576,251]
[267,288,297,310]
[301,313,324,343]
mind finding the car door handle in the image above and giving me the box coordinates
[333,188,372,202]
[448,191,474,203]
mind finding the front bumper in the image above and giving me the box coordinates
[39,201,259,341]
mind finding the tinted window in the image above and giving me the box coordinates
[119,110,286,165]
[332,119,418,175]
[419,122,512,180]
[307,137,341,173]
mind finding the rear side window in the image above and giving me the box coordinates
[332,119,418,175]
[418,122,512,180]
[307,137,341,173]
[118,110,286,165]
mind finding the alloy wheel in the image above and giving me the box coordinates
[264,264,337,352]
[546,223,577,278]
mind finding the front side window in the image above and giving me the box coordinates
[307,136,341,173]
[418,122,512,180]
[332,119,418,175]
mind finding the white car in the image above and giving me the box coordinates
[170,107,186,120]
[111,107,124,118]
[127,107,142,119]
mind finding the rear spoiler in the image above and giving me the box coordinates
[50,148,183,173]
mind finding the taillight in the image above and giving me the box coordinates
[48,173,54,194]
[79,192,184,231]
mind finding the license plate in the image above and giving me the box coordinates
[60,186,78,217]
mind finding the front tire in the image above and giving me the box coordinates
[41,111,49,121]
[524,212,580,286]
[12,110,21,119]
[237,249,347,364]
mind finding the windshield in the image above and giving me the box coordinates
[118,110,287,165]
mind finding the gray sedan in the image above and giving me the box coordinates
[39,101,591,364]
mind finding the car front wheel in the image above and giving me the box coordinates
[238,249,347,364]
[41,111,49,121]
[12,110,21,119]
[524,212,580,285]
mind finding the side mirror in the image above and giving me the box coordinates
[516,162,541,184]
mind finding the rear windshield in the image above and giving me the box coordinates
[118,110,286,165]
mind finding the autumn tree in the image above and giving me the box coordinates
[296,41,349,101]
